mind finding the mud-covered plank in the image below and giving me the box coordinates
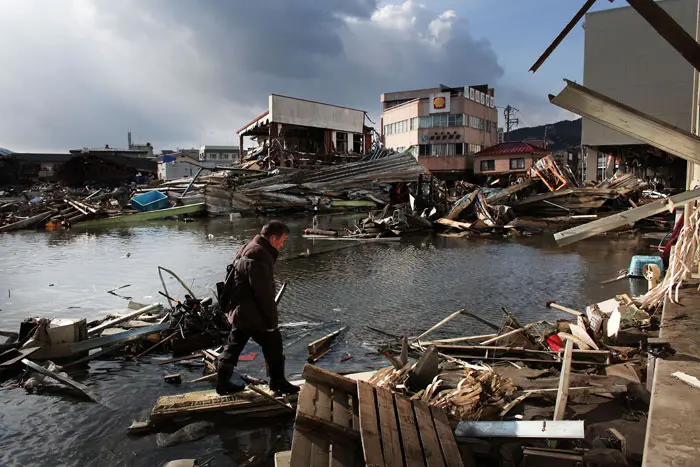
[376,387,403,467]
[413,400,446,467]
[358,381,385,467]
[394,395,426,467]
[430,406,464,467]
[290,383,317,467]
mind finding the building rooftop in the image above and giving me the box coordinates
[12,153,74,163]
[475,141,548,157]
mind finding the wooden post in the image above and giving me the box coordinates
[553,339,574,421]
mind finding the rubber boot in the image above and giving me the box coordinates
[216,362,245,395]
[268,356,300,395]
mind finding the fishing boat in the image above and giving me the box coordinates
[0,211,53,233]
[77,203,206,227]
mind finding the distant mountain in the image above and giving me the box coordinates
[506,118,581,151]
[0,147,13,156]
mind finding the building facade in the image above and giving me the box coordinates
[237,95,372,162]
[380,85,498,179]
[157,154,204,181]
[473,142,550,181]
[581,0,700,187]
[199,146,239,165]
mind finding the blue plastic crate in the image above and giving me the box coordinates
[130,190,169,212]
[628,255,665,278]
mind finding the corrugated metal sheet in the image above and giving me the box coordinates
[475,142,548,157]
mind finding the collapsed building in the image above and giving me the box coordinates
[236,94,374,169]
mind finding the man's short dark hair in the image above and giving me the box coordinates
[261,220,290,238]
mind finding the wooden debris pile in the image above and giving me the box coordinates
[368,363,516,421]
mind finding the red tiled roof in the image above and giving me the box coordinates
[475,141,548,157]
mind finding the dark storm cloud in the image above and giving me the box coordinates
[0,0,558,152]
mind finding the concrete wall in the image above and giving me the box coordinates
[269,94,365,134]
[158,161,198,180]
[582,0,700,146]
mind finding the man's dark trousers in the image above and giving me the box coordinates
[219,327,286,382]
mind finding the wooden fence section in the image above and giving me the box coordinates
[290,365,363,467]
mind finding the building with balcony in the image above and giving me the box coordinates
[380,84,499,180]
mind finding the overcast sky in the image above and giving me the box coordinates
[0,0,620,152]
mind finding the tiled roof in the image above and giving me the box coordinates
[475,141,548,157]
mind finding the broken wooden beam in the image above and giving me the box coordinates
[307,327,346,363]
[413,309,464,342]
[87,303,162,336]
[554,188,700,247]
[553,339,574,421]
[23,358,101,403]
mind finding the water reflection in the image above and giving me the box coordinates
[0,215,645,466]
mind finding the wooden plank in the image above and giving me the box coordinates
[357,381,386,467]
[485,178,534,204]
[291,384,317,467]
[394,395,426,467]
[413,309,464,342]
[553,339,574,421]
[376,387,403,467]
[413,399,446,467]
[308,327,346,355]
[22,358,101,403]
[296,412,361,444]
[430,406,464,467]
[331,389,357,467]
[151,387,299,421]
[302,364,358,396]
[310,383,332,467]
[88,303,162,335]
[554,188,700,247]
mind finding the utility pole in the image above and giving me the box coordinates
[503,106,520,141]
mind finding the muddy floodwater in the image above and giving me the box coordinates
[0,214,648,467]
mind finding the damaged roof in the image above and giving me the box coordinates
[475,141,549,157]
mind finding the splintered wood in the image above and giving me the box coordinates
[368,363,516,421]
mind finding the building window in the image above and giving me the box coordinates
[480,160,495,171]
[455,143,464,155]
[510,158,525,170]
[411,117,419,130]
[468,144,483,155]
[353,134,363,153]
[336,132,348,152]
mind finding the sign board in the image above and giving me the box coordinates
[429,92,451,114]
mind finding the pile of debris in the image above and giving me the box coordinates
[435,157,665,237]
[206,149,435,217]
[0,182,206,232]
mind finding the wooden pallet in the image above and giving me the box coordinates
[150,387,299,422]
[290,365,363,467]
[288,364,465,467]
[357,381,464,467]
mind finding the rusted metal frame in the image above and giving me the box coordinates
[530,0,599,72]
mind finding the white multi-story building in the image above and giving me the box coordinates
[199,146,240,165]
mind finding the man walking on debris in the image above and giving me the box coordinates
[216,220,299,396]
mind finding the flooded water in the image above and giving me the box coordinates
[0,214,649,466]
